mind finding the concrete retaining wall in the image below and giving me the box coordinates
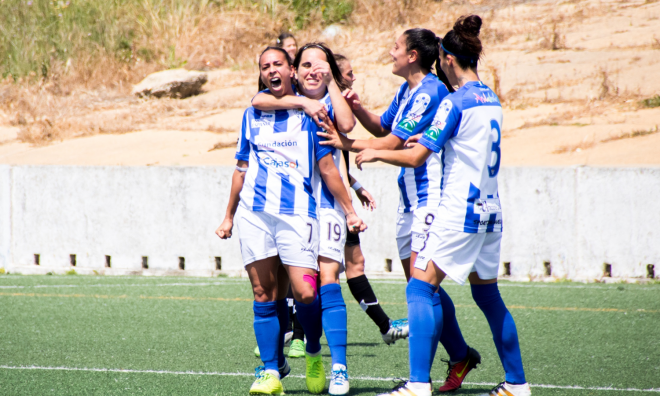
[0,165,658,281]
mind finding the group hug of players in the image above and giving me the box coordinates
[215,14,531,396]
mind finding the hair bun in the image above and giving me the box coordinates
[454,15,482,38]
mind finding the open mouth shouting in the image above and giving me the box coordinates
[270,77,282,90]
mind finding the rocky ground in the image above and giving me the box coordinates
[1,0,659,167]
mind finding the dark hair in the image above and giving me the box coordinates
[293,42,350,92]
[276,32,296,47]
[441,15,483,69]
[334,53,348,63]
[436,38,455,93]
[257,46,292,92]
[403,28,455,93]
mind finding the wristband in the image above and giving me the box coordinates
[236,166,248,172]
[350,180,363,191]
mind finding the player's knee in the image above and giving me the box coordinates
[293,273,318,304]
[345,256,365,278]
[252,285,276,303]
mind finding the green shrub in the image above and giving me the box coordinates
[639,95,660,109]
[0,0,355,79]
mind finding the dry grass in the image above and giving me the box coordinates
[600,125,659,143]
[553,138,596,154]
[208,140,238,152]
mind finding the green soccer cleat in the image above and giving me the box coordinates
[305,353,326,394]
[288,339,305,358]
[250,366,285,395]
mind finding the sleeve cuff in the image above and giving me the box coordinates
[234,153,250,161]
[419,136,442,153]
[391,128,411,141]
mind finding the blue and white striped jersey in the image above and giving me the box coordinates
[235,107,333,219]
[419,81,503,233]
[381,73,450,213]
[315,92,346,214]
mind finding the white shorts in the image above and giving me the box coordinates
[395,206,438,260]
[318,208,346,270]
[414,227,502,285]
[236,208,319,270]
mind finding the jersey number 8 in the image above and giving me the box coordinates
[488,119,501,178]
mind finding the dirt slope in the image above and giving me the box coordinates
[1,0,659,167]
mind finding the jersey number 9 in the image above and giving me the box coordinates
[488,119,501,178]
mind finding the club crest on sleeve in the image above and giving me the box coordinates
[430,99,453,131]
[397,93,431,132]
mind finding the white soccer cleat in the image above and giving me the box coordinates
[382,319,409,345]
[478,382,531,396]
[284,330,293,347]
[328,363,349,395]
[377,381,431,396]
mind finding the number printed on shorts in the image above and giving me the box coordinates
[327,222,342,242]
[306,222,313,243]
[421,213,435,251]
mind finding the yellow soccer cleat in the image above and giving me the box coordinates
[305,353,326,394]
[250,366,285,395]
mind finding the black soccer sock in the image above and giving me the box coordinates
[347,274,391,334]
[291,309,305,341]
[286,298,294,333]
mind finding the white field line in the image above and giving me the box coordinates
[0,281,244,289]
[0,365,658,393]
[0,280,657,292]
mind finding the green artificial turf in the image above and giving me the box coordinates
[0,275,659,395]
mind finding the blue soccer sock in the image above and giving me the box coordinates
[437,287,468,363]
[276,298,289,368]
[406,278,439,383]
[471,283,526,384]
[294,295,323,355]
[430,293,443,364]
[253,301,280,373]
[320,284,347,367]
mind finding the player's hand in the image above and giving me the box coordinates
[404,133,422,148]
[311,60,333,86]
[355,187,377,211]
[316,114,346,149]
[345,212,367,233]
[355,148,379,170]
[342,89,362,112]
[215,218,233,239]
[301,98,328,126]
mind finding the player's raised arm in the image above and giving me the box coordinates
[252,92,328,124]
[355,144,432,170]
[317,121,404,152]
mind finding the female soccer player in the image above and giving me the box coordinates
[354,15,531,396]
[335,52,411,345]
[319,32,481,390]
[216,46,366,396]
[277,32,298,60]
[252,42,356,395]
[319,28,448,282]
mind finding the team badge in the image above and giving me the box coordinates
[397,93,431,133]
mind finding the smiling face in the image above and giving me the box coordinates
[389,34,413,77]
[337,60,355,89]
[296,47,328,98]
[281,37,297,60]
[259,49,294,97]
